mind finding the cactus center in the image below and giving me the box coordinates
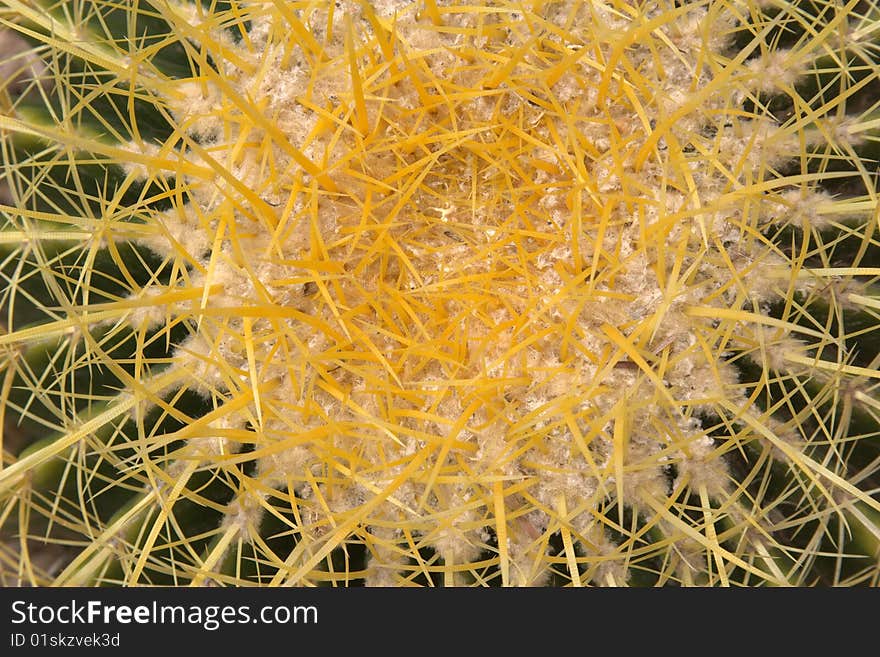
[128,1,808,582]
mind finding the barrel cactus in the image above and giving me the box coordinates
[1,0,878,587]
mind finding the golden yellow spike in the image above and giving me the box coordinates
[346,14,370,136]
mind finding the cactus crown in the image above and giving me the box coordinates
[1,0,879,586]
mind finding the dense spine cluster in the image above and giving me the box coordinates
[1,0,879,586]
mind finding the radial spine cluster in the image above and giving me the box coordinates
[1,0,879,586]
